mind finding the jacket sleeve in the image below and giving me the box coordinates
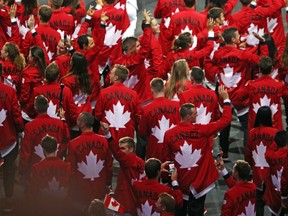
[94,92,104,121]
[169,187,183,208]
[19,125,33,174]
[105,146,113,186]
[221,192,234,216]
[245,130,253,166]
[57,121,70,159]
[9,88,24,132]
[9,19,21,47]
[154,0,163,18]
[223,0,238,15]
[191,39,214,59]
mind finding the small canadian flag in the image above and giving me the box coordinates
[103,194,125,213]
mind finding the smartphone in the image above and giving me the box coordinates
[216,152,222,160]
[169,162,175,173]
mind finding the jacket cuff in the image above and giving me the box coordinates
[143,23,151,28]
[208,31,214,40]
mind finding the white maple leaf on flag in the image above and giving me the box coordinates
[7,26,12,37]
[123,75,139,89]
[267,17,278,33]
[41,177,67,197]
[164,8,180,28]
[245,23,264,46]
[4,75,16,89]
[175,141,201,170]
[252,94,278,116]
[238,201,256,216]
[271,167,283,191]
[180,25,197,49]
[105,101,131,130]
[73,92,88,107]
[34,141,60,160]
[209,41,220,59]
[47,100,59,119]
[104,23,122,48]
[252,142,269,169]
[220,64,241,88]
[0,109,7,126]
[77,151,104,181]
[131,172,146,185]
[137,201,160,216]
[196,104,212,124]
[151,116,175,143]
[114,2,125,10]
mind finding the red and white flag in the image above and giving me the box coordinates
[103,194,125,213]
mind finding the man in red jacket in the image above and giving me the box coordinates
[67,112,112,207]
[101,122,145,216]
[138,78,180,161]
[0,62,24,211]
[155,193,176,216]
[163,85,232,216]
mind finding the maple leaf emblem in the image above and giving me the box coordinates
[105,101,131,130]
[7,26,11,37]
[73,92,88,107]
[245,23,264,46]
[164,8,180,28]
[41,177,68,197]
[267,17,278,33]
[252,94,278,116]
[180,26,197,50]
[196,104,212,124]
[104,23,122,48]
[0,109,7,126]
[77,151,104,181]
[137,201,160,216]
[238,201,256,216]
[131,172,146,185]
[252,142,269,169]
[114,2,125,10]
[271,167,283,191]
[57,29,71,41]
[220,64,241,88]
[123,75,139,89]
[151,115,175,143]
[4,75,16,89]
[42,42,54,61]
[47,100,59,119]
[175,141,201,170]
[209,41,220,59]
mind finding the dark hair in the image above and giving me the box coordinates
[274,130,288,148]
[62,0,80,15]
[41,135,58,154]
[69,52,92,94]
[34,95,49,113]
[222,27,238,44]
[257,34,277,65]
[173,32,192,51]
[119,137,135,150]
[259,56,273,75]
[150,78,164,93]
[145,158,161,179]
[22,0,38,15]
[234,160,251,181]
[88,199,106,216]
[254,106,272,128]
[39,5,52,22]
[78,112,95,128]
[45,62,60,83]
[190,67,204,83]
[159,193,176,213]
[105,0,116,4]
[113,64,129,82]
[0,63,2,76]
[207,7,223,20]
[281,38,288,68]
[122,37,138,53]
[184,0,196,7]
[30,46,47,78]
[180,103,194,120]
[240,0,252,6]
[207,0,227,9]
[77,34,90,50]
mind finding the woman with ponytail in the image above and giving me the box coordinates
[0,42,26,95]
[20,46,46,115]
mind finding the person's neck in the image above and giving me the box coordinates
[81,128,93,133]
[226,43,236,47]
[45,152,56,158]
[154,92,164,99]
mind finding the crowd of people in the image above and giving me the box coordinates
[1,0,288,215]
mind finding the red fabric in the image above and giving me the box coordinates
[49,9,75,35]
[245,126,278,188]
[54,54,71,79]
[281,156,288,198]
[0,82,23,151]
[17,5,39,27]
[62,0,86,25]
[221,181,256,216]
[66,131,113,203]
[133,179,183,215]
[138,97,180,161]
[163,104,232,197]
[235,76,288,130]
[108,138,145,216]
[95,82,141,143]
[19,114,70,175]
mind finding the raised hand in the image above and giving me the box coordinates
[143,9,151,24]
[100,11,109,24]
[9,4,17,19]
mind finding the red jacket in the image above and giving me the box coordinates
[221,181,256,216]
[245,126,278,188]
[95,82,141,143]
[49,9,75,35]
[133,179,183,215]
[163,103,232,197]
[54,54,71,79]
[107,137,145,216]
[62,0,86,25]
[0,82,24,151]
[67,131,113,203]
[138,97,180,161]
[19,114,70,175]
